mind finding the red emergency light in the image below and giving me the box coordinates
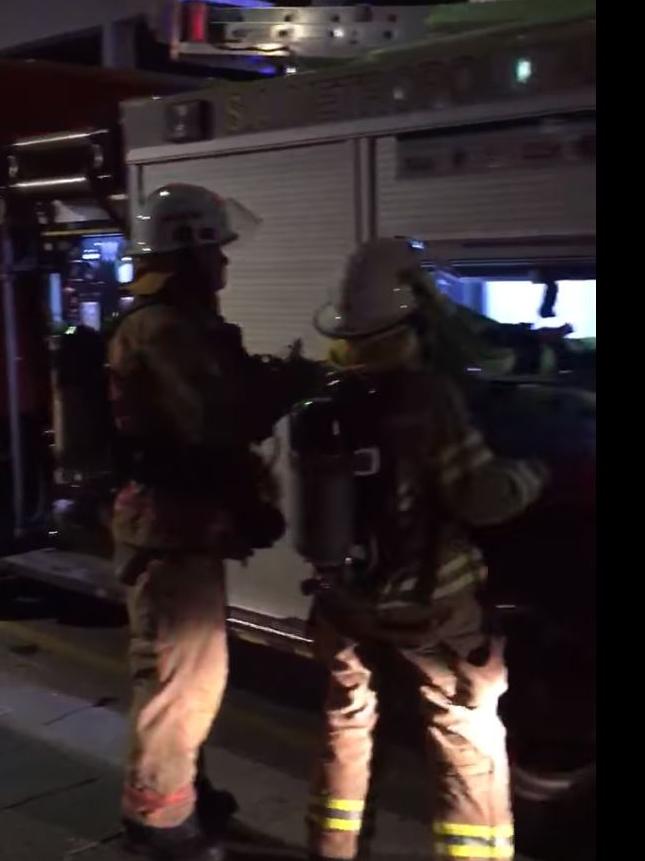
[185,1,209,43]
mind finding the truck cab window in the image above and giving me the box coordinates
[484,279,596,339]
[433,273,596,341]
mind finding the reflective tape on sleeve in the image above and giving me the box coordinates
[434,431,484,468]
[441,447,493,486]
[432,569,485,600]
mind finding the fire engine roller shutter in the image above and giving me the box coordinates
[143,142,356,624]
[143,142,355,359]
[375,123,596,244]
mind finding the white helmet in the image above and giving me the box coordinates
[315,238,427,339]
[129,183,259,256]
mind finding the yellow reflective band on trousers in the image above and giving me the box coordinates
[434,823,514,840]
[434,844,514,859]
[314,797,365,813]
[433,822,514,859]
[309,796,364,832]
[308,814,362,833]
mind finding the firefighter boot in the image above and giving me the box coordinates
[195,780,238,837]
[122,815,225,861]
[194,749,239,837]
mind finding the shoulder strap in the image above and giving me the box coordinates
[107,295,166,341]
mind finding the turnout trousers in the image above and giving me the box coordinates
[307,596,513,861]
[116,546,228,828]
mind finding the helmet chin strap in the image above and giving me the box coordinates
[148,250,219,309]
[328,326,420,372]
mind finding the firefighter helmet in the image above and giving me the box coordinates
[314,238,427,339]
[129,183,260,256]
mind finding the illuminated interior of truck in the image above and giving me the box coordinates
[431,267,596,342]
[47,233,132,332]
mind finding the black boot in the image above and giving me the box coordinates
[122,815,225,861]
[194,749,239,838]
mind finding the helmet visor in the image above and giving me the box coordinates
[223,198,262,248]
[125,196,262,256]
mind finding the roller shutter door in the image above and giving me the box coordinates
[376,121,596,245]
[142,142,357,622]
[143,142,356,359]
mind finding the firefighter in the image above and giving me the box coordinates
[109,183,316,860]
[300,238,549,861]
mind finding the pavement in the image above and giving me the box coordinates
[0,574,572,861]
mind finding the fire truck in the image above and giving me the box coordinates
[1,2,595,812]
